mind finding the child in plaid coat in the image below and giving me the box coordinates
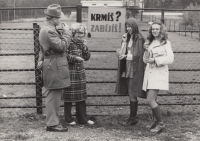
[62,23,94,126]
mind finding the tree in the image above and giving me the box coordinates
[0,0,10,8]
[180,0,200,8]
[171,0,200,9]
[183,3,200,29]
[0,0,81,8]
[160,0,173,8]
[144,0,173,8]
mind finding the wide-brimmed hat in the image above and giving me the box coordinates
[44,4,62,18]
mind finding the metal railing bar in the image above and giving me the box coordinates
[84,68,200,71]
[0,83,36,85]
[0,82,199,85]
[0,28,34,30]
[0,6,76,10]
[0,93,199,99]
[0,53,35,56]
[1,7,200,12]
[0,51,199,55]
[0,68,199,72]
[0,69,35,72]
[1,103,200,108]
[85,81,200,84]
[89,50,200,53]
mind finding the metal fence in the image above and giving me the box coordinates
[1,6,200,115]
[0,5,87,23]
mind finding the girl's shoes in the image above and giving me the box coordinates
[87,120,94,125]
[150,122,165,134]
[123,116,139,126]
[78,120,95,128]
[146,120,158,129]
[66,121,76,126]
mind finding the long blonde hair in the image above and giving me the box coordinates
[147,21,168,44]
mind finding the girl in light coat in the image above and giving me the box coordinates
[143,21,174,133]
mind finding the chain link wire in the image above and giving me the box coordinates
[134,9,200,113]
[1,8,200,116]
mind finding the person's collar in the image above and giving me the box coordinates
[72,37,83,44]
[44,20,56,29]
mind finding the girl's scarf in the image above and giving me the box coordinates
[71,37,84,45]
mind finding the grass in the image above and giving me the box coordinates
[0,108,200,140]
[0,20,200,140]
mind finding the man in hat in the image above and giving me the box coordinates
[37,4,72,132]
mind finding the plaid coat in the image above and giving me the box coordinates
[62,37,90,102]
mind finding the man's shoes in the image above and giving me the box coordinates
[46,124,68,132]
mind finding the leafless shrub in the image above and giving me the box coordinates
[183,3,200,29]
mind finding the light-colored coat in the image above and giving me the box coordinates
[38,21,72,89]
[142,40,174,91]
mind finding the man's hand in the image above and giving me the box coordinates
[62,23,70,32]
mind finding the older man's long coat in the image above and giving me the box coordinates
[38,22,71,89]
[115,34,146,98]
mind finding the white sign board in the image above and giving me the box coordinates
[88,7,126,38]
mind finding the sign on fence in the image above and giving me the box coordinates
[88,7,126,38]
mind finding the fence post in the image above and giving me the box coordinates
[185,23,186,36]
[174,21,175,31]
[161,9,164,24]
[77,4,82,23]
[199,30,200,41]
[34,9,36,19]
[191,25,193,37]
[8,10,9,22]
[33,23,43,114]
[0,10,2,23]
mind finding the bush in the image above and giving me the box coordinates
[183,3,200,29]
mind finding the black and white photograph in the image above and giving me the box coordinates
[0,0,200,140]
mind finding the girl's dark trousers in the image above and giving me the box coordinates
[64,100,88,124]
